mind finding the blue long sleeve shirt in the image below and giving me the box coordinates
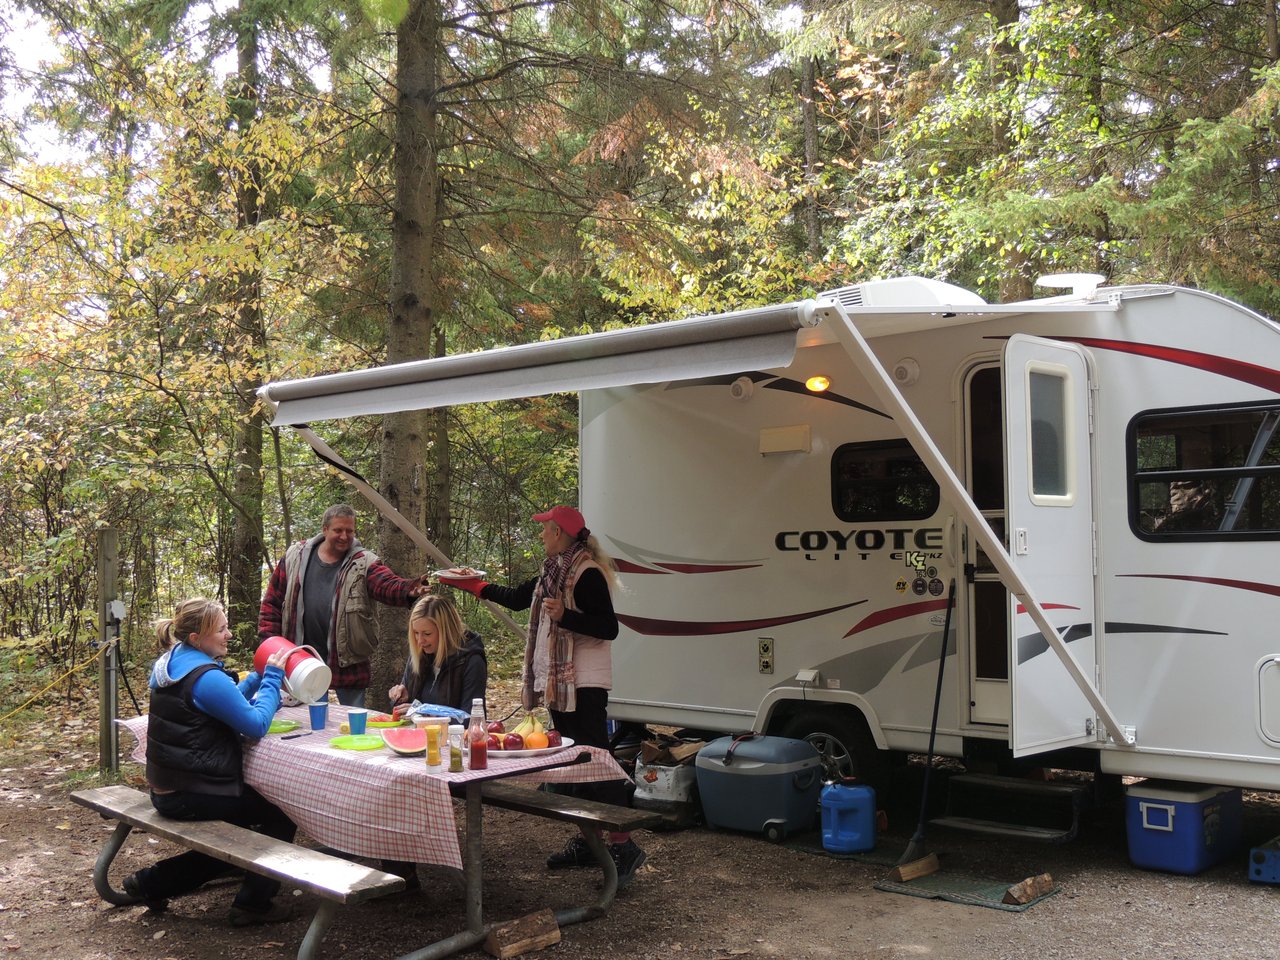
[150,642,284,738]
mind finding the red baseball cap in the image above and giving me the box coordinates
[533,505,587,539]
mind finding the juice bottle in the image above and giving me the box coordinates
[425,722,443,771]
[466,698,488,770]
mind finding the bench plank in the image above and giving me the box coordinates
[71,784,404,904]
[472,782,663,834]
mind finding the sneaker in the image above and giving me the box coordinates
[229,900,293,927]
[608,839,647,890]
[122,872,168,913]
[546,834,596,869]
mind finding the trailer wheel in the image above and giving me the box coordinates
[778,709,887,793]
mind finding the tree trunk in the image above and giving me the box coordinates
[373,0,439,709]
[1267,1,1279,63]
[427,325,452,556]
[990,0,1034,302]
[226,4,266,652]
[801,55,822,259]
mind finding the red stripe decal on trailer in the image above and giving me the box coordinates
[654,561,763,574]
[1118,574,1280,598]
[613,559,667,574]
[613,559,764,575]
[618,599,867,637]
[1014,602,1080,615]
[843,598,951,637]
[1061,338,1280,394]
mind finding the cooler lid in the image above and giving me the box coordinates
[695,735,820,771]
[1124,779,1237,804]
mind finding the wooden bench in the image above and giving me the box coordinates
[452,780,664,922]
[71,784,405,960]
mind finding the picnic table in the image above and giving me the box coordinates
[114,704,653,960]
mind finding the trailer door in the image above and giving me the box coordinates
[1003,334,1098,756]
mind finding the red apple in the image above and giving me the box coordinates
[486,732,502,751]
[503,732,525,751]
[545,729,562,747]
[486,720,505,734]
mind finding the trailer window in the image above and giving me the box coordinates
[832,440,940,521]
[1026,365,1072,502]
[1130,403,1280,539]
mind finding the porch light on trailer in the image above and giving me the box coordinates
[806,375,831,393]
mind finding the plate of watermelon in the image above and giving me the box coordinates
[382,727,427,756]
[367,712,410,729]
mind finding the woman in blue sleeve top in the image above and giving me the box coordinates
[124,598,296,927]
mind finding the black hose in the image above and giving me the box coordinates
[897,578,956,865]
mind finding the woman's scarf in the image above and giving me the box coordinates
[523,540,588,711]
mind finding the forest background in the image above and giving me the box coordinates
[3,0,1280,724]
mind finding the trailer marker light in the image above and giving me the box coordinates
[805,375,831,393]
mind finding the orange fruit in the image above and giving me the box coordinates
[524,731,549,749]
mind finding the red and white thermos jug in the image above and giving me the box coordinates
[253,636,332,703]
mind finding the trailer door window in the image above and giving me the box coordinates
[1026,364,1073,503]
[1130,402,1280,539]
[831,440,940,521]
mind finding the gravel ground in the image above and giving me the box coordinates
[4,702,1280,960]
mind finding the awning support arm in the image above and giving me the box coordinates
[817,300,1133,747]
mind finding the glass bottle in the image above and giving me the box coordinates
[466,698,488,770]
[448,724,464,772]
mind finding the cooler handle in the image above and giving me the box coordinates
[793,768,817,791]
[1139,801,1175,832]
[721,732,760,766]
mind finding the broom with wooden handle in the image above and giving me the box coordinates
[892,578,956,879]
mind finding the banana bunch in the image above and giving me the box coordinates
[511,713,544,737]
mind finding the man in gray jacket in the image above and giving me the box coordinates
[258,504,430,707]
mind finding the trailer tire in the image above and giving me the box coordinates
[778,708,888,795]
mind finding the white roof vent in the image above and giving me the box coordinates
[1035,273,1106,298]
[820,276,986,309]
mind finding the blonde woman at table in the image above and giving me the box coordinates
[387,593,487,714]
[123,598,298,927]
[383,593,487,889]
[448,505,648,889]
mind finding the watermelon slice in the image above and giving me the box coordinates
[382,727,428,756]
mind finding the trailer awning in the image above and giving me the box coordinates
[262,302,818,426]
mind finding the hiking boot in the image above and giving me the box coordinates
[122,872,168,913]
[229,900,293,927]
[546,834,595,869]
[608,839,647,890]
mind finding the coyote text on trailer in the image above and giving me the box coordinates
[260,276,1280,810]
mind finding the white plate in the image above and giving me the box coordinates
[433,568,486,581]
[490,737,574,759]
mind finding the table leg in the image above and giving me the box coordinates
[297,901,338,960]
[92,822,138,906]
[464,781,483,933]
[552,827,616,927]
[394,784,490,960]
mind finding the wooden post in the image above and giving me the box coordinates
[97,527,119,774]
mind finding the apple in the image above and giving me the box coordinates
[485,732,502,751]
[545,729,562,747]
[486,720,505,734]
[503,732,525,751]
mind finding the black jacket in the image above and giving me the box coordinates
[399,630,487,710]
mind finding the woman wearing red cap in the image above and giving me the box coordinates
[449,505,647,887]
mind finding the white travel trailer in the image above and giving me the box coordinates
[261,275,1280,821]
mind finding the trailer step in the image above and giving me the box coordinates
[927,815,1075,843]
[929,773,1091,844]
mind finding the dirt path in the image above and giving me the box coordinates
[4,711,1280,960]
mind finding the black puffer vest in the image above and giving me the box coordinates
[147,662,243,796]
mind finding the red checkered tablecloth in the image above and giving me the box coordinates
[118,705,631,871]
